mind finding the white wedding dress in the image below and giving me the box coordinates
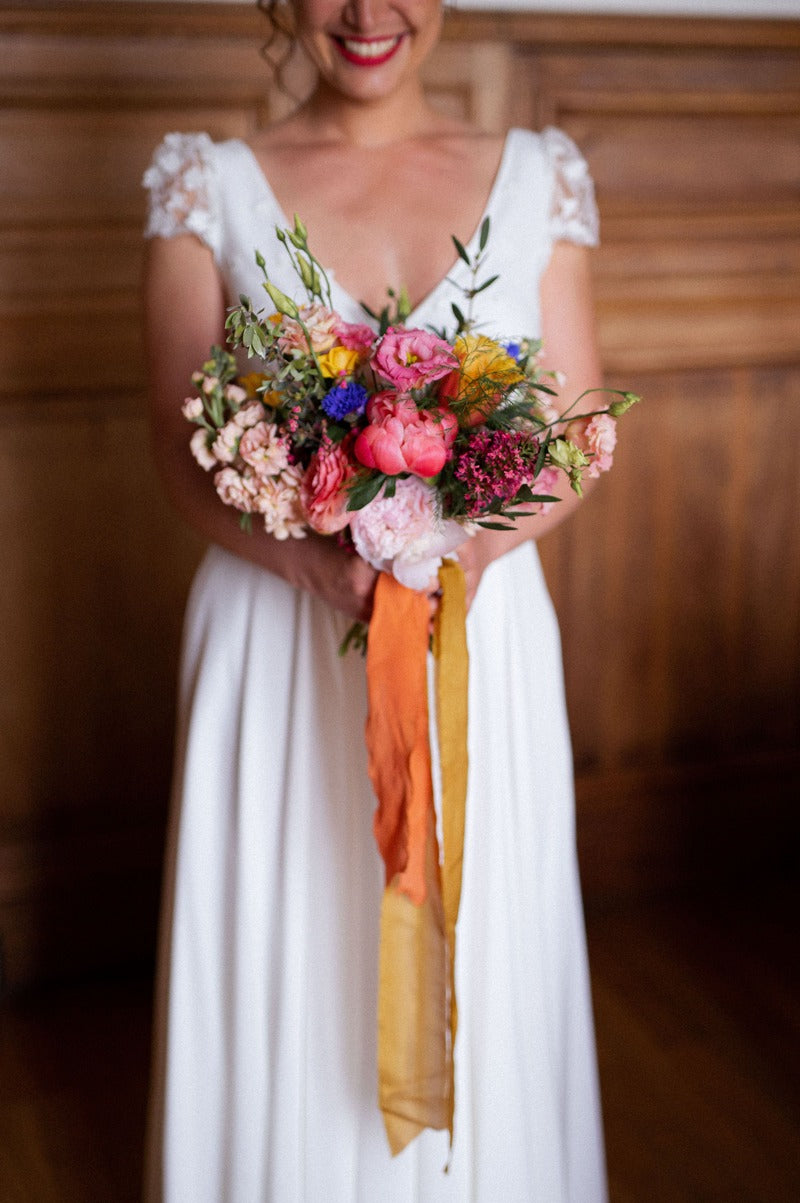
[143,126,607,1203]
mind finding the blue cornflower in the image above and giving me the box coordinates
[322,380,368,421]
[504,341,522,362]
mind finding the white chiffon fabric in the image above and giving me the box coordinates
[143,127,607,1203]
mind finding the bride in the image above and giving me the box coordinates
[142,0,607,1198]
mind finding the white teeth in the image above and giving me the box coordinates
[341,36,400,58]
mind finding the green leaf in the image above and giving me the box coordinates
[346,473,389,511]
[478,216,491,252]
[451,235,471,266]
[471,274,499,296]
[451,302,466,328]
[476,519,517,531]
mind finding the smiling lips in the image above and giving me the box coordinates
[334,34,406,66]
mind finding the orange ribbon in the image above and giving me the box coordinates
[365,562,469,1155]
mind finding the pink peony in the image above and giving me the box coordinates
[301,441,356,534]
[277,303,339,355]
[565,413,617,478]
[353,392,457,478]
[372,327,458,390]
[350,477,469,591]
[238,421,291,478]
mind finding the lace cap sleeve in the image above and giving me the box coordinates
[542,127,599,248]
[142,132,222,259]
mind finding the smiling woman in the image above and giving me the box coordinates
[142,0,606,1199]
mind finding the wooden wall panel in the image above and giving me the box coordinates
[0,2,798,987]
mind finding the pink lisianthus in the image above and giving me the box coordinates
[277,303,339,355]
[353,392,458,478]
[301,441,356,534]
[238,421,291,479]
[564,413,617,478]
[334,319,375,356]
[350,476,469,591]
[372,326,458,390]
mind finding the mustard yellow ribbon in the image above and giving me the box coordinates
[365,562,469,1155]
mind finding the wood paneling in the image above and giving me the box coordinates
[0,2,798,987]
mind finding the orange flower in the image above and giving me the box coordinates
[440,334,524,427]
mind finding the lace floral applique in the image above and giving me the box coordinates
[143,131,221,258]
[542,127,600,248]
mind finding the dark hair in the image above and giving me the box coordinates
[256,0,298,95]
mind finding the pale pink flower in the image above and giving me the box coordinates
[372,327,458,390]
[232,401,265,429]
[211,419,241,464]
[277,303,339,355]
[353,392,458,478]
[565,413,617,478]
[238,422,291,478]
[201,374,219,394]
[301,442,356,535]
[190,427,217,471]
[350,477,469,591]
[252,466,307,540]
[182,396,204,421]
[224,383,248,405]
[214,466,255,512]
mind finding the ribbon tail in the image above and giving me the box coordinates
[433,559,469,1145]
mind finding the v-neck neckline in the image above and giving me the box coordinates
[232,130,517,325]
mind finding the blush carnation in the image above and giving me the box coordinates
[372,327,458,390]
[350,477,468,591]
[251,465,307,540]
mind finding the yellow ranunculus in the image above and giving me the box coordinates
[446,334,524,425]
[238,372,268,397]
[317,346,361,378]
[454,335,524,397]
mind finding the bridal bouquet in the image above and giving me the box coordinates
[181,215,639,1156]
[182,215,637,603]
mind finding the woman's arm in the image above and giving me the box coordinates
[457,240,603,608]
[143,233,378,620]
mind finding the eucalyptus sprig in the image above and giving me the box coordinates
[450,216,498,335]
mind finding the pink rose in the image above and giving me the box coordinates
[350,477,469,590]
[277,303,339,355]
[301,441,356,534]
[372,327,458,390]
[353,392,457,478]
[565,413,617,478]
